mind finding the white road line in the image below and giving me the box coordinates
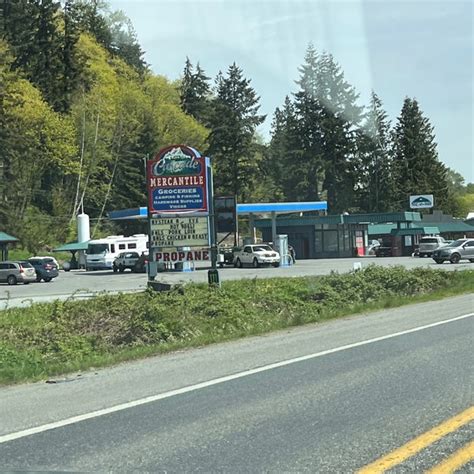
[1,312,473,444]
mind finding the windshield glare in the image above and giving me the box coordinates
[445,240,466,248]
[87,244,109,255]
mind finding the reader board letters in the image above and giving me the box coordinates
[150,216,209,248]
[154,249,210,263]
[147,145,208,213]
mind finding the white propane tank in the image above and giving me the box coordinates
[77,213,90,242]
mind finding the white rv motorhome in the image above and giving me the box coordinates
[86,235,148,270]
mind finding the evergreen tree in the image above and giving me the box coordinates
[180,57,211,124]
[355,91,395,212]
[207,63,265,199]
[106,9,146,72]
[290,46,364,211]
[61,0,85,112]
[268,96,302,200]
[392,97,449,211]
[74,0,113,50]
[292,44,325,201]
[317,52,364,213]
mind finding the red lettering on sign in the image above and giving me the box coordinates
[194,251,202,260]
[171,252,178,261]
[186,252,193,261]
[163,253,170,262]
[203,250,209,260]
[156,252,162,261]
[178,252,185,260]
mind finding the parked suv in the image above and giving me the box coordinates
[418,236,447,257]
[28,257,59,282]
[0,261,37,285]
[113,251,140,272]
[432,238,474,264]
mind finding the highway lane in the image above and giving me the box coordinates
[1,256,472,308]
[0,295,472,471]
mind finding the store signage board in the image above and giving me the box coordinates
[409,194,434,209]
[150,216,209,248]
[147,145,208,214]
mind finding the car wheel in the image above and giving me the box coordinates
[23,282,30,285]
[272,263,279,267]
[44,277,52,282]
[235,258,242,268]
[36,275,42,282]
[119,264,125,273]
[433,259,444,264]
[469,259,474,263]
[450,253,461,264]
[113,265,118,273]
[7,275,17,285]
[252,258,259,268]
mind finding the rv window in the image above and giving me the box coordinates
[128,243,137,249]
[87,244,108,254]
[119,244,126,250]
[111,244,115,253]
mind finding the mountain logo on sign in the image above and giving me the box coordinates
[411,196,432,206]
[152,147,201,176]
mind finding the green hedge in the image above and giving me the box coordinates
[1,266,472,384]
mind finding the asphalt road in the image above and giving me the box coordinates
[0,295,472,472]
[1,256,472,308]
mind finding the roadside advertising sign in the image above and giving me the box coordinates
[150,216,209,248]
[147,145,208,214]
[146,145,218,285]
[409,194,434,209]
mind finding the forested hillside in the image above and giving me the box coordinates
[0,1,471,250]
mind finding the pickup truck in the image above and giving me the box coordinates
[418,236,447,257]
[113,251,140,272]
[233,244,280,268]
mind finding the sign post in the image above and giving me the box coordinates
[146,145,219,287]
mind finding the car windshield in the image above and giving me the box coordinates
[444,239,467,248]
[421,238,440,244]
[254,245,273,252]
[19,262,33,268]
[87,244,109,255]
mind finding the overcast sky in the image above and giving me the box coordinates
[109,0,473,182]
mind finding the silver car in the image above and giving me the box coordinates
[0,260,37,285]
[432,239,474,264]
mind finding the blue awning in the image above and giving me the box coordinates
[237,202,327,214]
[108,207,148,220]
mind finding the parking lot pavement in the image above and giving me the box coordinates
[0,256,472,308]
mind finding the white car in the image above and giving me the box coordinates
[233,244,280,268]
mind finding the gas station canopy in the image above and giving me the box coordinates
[108,201,328,220]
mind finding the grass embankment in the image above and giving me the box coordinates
[1,266,473,385]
